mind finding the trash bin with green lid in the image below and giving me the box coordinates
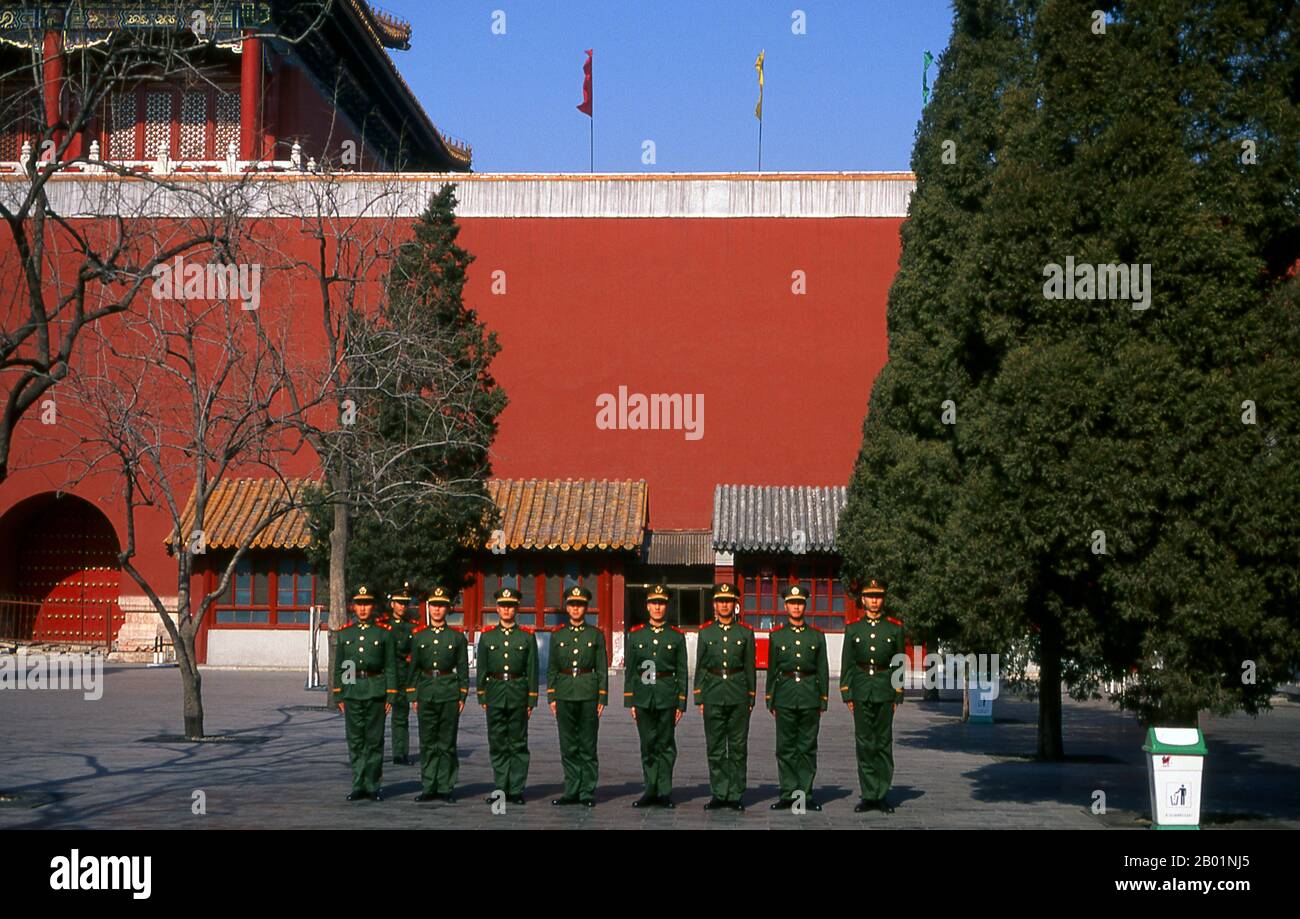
[1142,727,1207,829]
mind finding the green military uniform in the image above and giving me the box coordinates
[332,586,398,800]
[410,586,469,801]
[475,587,539,802]
[693,582,756,809]
[841,580,905,812]
[624,585,689,807]
[765,584,829,810]
[381,583,416,764]
[546,586,608,807]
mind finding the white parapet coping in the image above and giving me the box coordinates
[0,171,915,219]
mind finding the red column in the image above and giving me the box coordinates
[42,30,64,151]
[239,30,262,160]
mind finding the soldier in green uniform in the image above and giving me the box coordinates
[765,583,829,811]
[546,585,608,808]
[333,586,397,801]
[841,580,905,813]
[624,584,688,808]
[476,587,539,805]
[410,586,469,803]
[382,582,416,765]
[692,582,756,811]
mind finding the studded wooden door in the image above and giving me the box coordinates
[16,501,123,644]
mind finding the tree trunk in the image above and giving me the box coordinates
[1037,618,1064,760]
[326,467,350,692]
[177,617,205,739]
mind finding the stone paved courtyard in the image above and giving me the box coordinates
[2,664,1298,829]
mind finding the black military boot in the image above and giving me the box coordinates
[632,794,656,808]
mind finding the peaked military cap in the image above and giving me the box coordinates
[352,585,376,603]
[646,584,670,602]
[860,579,886,597]
[389,581,412,603]
[712,583,740,603]
[563,585,592,606]
[782,583,809,604]
[427,586,453,607]
[493,587,520,606]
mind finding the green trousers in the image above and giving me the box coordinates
[344,698,386,794]
[854,700,895,800]
[702,703,750,802]
[556,699,600,801]
[417,699,461,795]
[634,707,678,797]
[485,704,530,796]
[389,695,410,759]
[774,706,821,800]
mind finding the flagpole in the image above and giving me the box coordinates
[758,117,763,171]
[590,53,594,173]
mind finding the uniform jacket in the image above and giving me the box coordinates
[546,623,609,704]
[839,614,906,705]
[381,614,417,689]
[624,622,688,711]
[475,624,539,709]
[408,623,469,705]
[692,619,757,707]
[765,620,829,711]
[332,620,397,701]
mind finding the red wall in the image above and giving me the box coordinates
[0,213,900,596]
[453,217,898,528]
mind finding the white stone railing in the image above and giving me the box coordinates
[8,139,318,176]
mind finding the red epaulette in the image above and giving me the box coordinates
[739,621,754,630]
[670,626,685,634]
[887,616,903,627]
[450,625,465,632]
[482,624,497,632]
[343,620,356,629]
[376,622,392,631]
[520,626,534,634]
[412,624,427,634]
[700,620,714,629]
[630,624,645,633]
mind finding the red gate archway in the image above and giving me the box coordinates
[3,494,123,644]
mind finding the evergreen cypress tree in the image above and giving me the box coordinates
[841,0,1300,758]
[309,186,507,599]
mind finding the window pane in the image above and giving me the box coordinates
[544,574,562,608]
[446,611,464,626]
[815,585,829,611]
[250,609,270,624]
[252,569,268,606]
[234,559,251,605]
[277,557,294,606]
[481,611,500,627]
[278,609,309,625]
[543,610,566,628]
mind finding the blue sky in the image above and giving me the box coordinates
[385,1,956,173]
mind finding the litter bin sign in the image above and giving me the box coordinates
[967,685,994,724]
[1142,727,1207,829]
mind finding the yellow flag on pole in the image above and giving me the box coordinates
[754,50,765,120]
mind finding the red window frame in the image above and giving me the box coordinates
[207,552,318,629]
[738,557,847,632]
[101,83,240,162]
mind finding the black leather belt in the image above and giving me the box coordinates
[421,668,455,677]
[488,671,527,681]
[708,667,745,676]
[780,671,818,678]
[358,669,384,678]
[857,663,885,672]
[564,667,593,675]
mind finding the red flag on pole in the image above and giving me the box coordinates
[577,49,593,116]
